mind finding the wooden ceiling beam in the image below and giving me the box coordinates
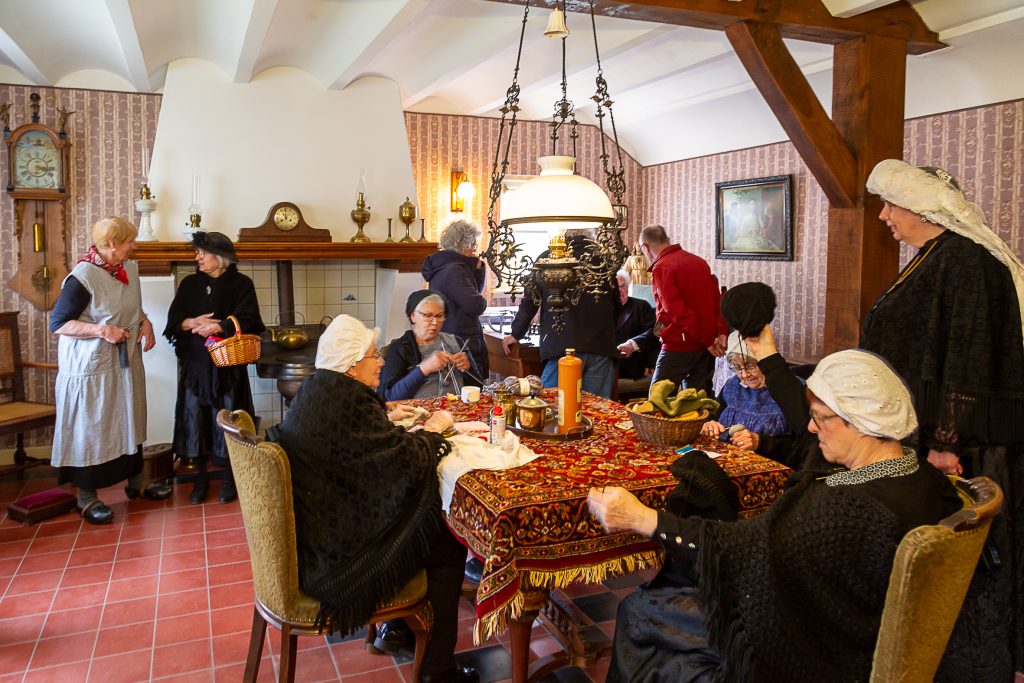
[481,0,943,55]
[726,21,857,207]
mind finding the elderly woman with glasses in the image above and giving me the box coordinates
[164,231,264,505]
[268,315,475,683]
[589,347,961,682]
[378,289,473,401]
[860,159,1024,679]
[699,331,791,459]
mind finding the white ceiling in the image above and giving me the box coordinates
[0,0,1021,165]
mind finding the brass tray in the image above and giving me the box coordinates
[508,415,594,441]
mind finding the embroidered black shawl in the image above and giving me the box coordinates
[861,230,1024,451]
[269,369,450,634]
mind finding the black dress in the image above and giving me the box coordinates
[861,230,1024,679]
[163,265,264,465]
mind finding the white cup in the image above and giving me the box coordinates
[461,386,481,403]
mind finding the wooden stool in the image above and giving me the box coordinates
[142,442,174,483]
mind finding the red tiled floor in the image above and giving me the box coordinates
[0,469,628,683]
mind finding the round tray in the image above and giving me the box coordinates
[507,415,594,441]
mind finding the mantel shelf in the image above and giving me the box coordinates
[132,241,437,276]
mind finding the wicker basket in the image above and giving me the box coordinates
[626,401,708,447]
[207,315,261,368]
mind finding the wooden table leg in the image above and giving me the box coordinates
[509,589,550,683]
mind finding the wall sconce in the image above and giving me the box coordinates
[450,168,475,212]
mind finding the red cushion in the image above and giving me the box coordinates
[14,488,75,510]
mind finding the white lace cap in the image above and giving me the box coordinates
[726,331,755,361]
[867,159,1024,349]
[807,349,917,440]
[315,314,380,373]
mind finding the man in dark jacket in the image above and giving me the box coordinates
[421,219,489,379]
[640,224,728,397]
[502,230,621,398]
[614,270,659,381]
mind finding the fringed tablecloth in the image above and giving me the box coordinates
[400,390,791,643]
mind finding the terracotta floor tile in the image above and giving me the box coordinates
[207,561,251,586]
[344,666,405,683]
[290,645,339,681]
[153,670,214,683]
[106,575,158,602]
[112,556,161,580]
[5,569,62,595]
[0,556,22,576]
[203,501,241,519]
[40,606,103,639]
[203,514,244,533]
[49,583,108,611]
[0,641,35,676]
[151,639,212,679]
[210,604,254,637]
[88,649,153,682]
[33,519,82,537]
[156,587,209,618]
[0,540,32,561]
[23,659,91,683]
[0,613,46,644]
[27,534,77,555]
[114,539,162,561]
[17,550,70,574]
[209,543,250,566]
[0,589,56,619]
[209,581,253,610]
[155,612,211,647]
[0,527,37,545]
[205,528,247,548]
[163,518,206,537]
[330,639,396,676]
[72,529,121,549]
[29,631,96,668]
[59,562,113,588]
[67,544,118,568]
[213,659,276,683]
[93,621,155,658]
[100,596,157,628]
[160,549,207,574]
[159,567,208,595]
[162,533,206,555]
[118,523,164,543]
[212,630,253,667]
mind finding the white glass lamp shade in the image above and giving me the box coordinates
[456,179,476,201]
[500,156,614,234]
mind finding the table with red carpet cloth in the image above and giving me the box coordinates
[401,391,792,647]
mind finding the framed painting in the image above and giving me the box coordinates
[714,175,793,261]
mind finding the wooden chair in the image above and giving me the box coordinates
[870,476,1004,682]
[0,311,57,476]
[216,409,433,683]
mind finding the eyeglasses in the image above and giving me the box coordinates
[415,312,446,322]
[729,363,759,375]
[194,249,209,258]
[809,409,840,429]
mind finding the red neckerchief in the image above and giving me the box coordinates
[78,245,128,285]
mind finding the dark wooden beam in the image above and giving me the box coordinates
[823,34,906,352]
[726,21,857,208]
[484,0,943,54]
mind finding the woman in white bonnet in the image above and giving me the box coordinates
[268,315,476,683]
[589,348,960,682]
[862,159,1024,678]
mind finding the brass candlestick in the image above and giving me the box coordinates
[398,197,416,243]
[349,192,371,243]
[386,218,395,243]
[418,218,428,242]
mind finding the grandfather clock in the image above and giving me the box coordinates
[4,93,71,310]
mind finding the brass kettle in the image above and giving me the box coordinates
[269,312,308,350]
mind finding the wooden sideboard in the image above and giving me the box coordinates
[484,330,543,379]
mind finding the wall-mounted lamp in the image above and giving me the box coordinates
[450,168,475,212]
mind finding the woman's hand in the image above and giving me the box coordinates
[138,318,156,352]
[98,325,129,345]
[186,312,222,337]
[927,449,962,475]
[588,486,658,536]
[420,350,451,375]
[701,420,725,438]
[502,335,518,355]
[730,428,760,452]
[450,352,471,372]
[423,410,454,434]
[387,404,418,423]
[741,324,778,360]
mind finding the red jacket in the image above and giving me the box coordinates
[649,244,727,352]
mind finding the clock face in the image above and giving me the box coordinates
[13,131,60,189]
[273,205,300,231]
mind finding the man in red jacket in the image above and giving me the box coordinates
[639,224,728,396]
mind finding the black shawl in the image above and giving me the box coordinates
[163,265,265,404]
[269,369,450,634]
[861,230,1024,451]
